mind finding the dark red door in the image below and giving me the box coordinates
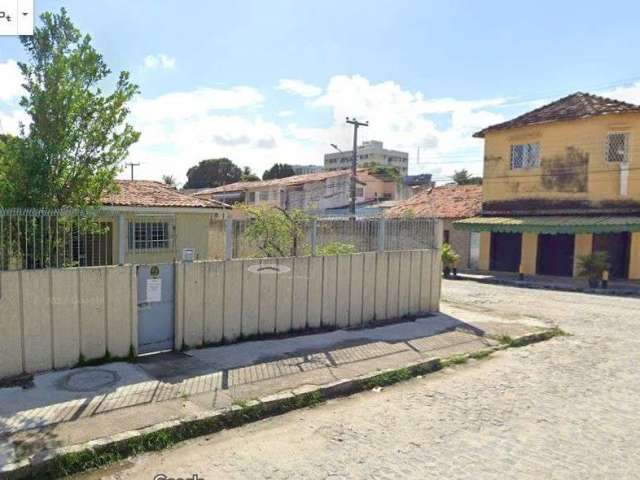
[490,232,522,272]
[593,233,630,279]
[536,234,575,277]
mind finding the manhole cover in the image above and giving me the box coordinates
[60,369,120,392]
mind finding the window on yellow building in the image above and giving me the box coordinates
[511,143,540,169]
[606,133,629,163]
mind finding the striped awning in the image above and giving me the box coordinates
[454,216,640,234]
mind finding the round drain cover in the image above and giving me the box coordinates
[61,368,120,392]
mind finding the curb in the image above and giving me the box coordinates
[0,327,563,480]
[454,275,639,297]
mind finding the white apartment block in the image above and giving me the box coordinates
[324,140,409,176]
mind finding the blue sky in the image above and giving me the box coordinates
[1,0,640,183]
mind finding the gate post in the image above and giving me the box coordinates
[377,217,386,252]
[118,214,126,265]
[310,218,318,256]
[224,218,233,260]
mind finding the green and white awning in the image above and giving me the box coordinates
[454,216,640,234]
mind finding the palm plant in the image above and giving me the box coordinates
[577,252,609,288]
[441,243,461,278]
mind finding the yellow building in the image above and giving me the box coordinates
[456,92,640,280]
[102,180,229,264]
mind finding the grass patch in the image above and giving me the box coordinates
[40,395,323,480]
[75,346,137,369]
[495,335,514,345]
[468,349,493,360]
[363,368,412,389]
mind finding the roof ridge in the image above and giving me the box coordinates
[474,91,640,137]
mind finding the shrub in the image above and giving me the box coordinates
[441,243,460,268]
[317,242,357,256]
[576,252,609,280]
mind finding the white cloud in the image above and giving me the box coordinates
[601,82,640,105]
[0,60,27,134]
[0,64,505,183]
[126,75,504,183]
[305,75,504,178]
[131,86,264,121]
[0,60,24,102]
[127,85,303,182]
[277,79,323,98]
[0,109,29,135]
[143,54,176,70]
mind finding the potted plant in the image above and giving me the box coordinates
[441,243,461,278]
[576,252,609,288]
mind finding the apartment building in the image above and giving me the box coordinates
[324,140,409,176]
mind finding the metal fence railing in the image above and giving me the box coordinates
[0,208,116,271]
[227,217,440,259]
[1,208,440,270]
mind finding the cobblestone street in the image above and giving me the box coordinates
[85,281,640,480]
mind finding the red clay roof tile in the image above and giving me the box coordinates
[385,184,482,219]
[474,92,640,138]
[102,180,227,209]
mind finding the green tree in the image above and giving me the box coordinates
[0,134,19,205]
[161,174,177,187]
[452,169,482,185]
[184,158,242,189]
[241,205,312,257]
[3,8,140,208]
[362,162,402,181]
[240,166,260,182]
[262,163,295,181]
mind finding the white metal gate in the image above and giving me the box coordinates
[137,263,175,354]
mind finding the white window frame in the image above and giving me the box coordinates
[510,143,540,170]
[258,190,269,202]
[128,221,171,251]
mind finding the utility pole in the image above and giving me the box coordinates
[345,117,368,217]
[125,162,140,180]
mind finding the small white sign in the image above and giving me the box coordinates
[146,278,162,303]
[182,248,194,262]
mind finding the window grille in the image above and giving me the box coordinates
[258,191,269,201]
[605,133,629,163]
[511,143,540,169]
[128,222,170,250]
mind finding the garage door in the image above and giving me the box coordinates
[490,232,522,272]
[536,234,575,277]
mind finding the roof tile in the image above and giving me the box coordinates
[474,92,640,137]
[102,180,227,209]
[385,184,482,219]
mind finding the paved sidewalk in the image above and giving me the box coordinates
[0,313,544,469]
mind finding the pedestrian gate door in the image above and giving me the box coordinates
[137,264,175,354]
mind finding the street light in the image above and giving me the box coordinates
[330,143,343,153]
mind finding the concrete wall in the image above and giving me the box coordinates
[443,219,472,269]
[174,249,441,349]
[0,249,440,381]
[0,265,137,380]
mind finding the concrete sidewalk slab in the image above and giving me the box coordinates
[0,313,547,473]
